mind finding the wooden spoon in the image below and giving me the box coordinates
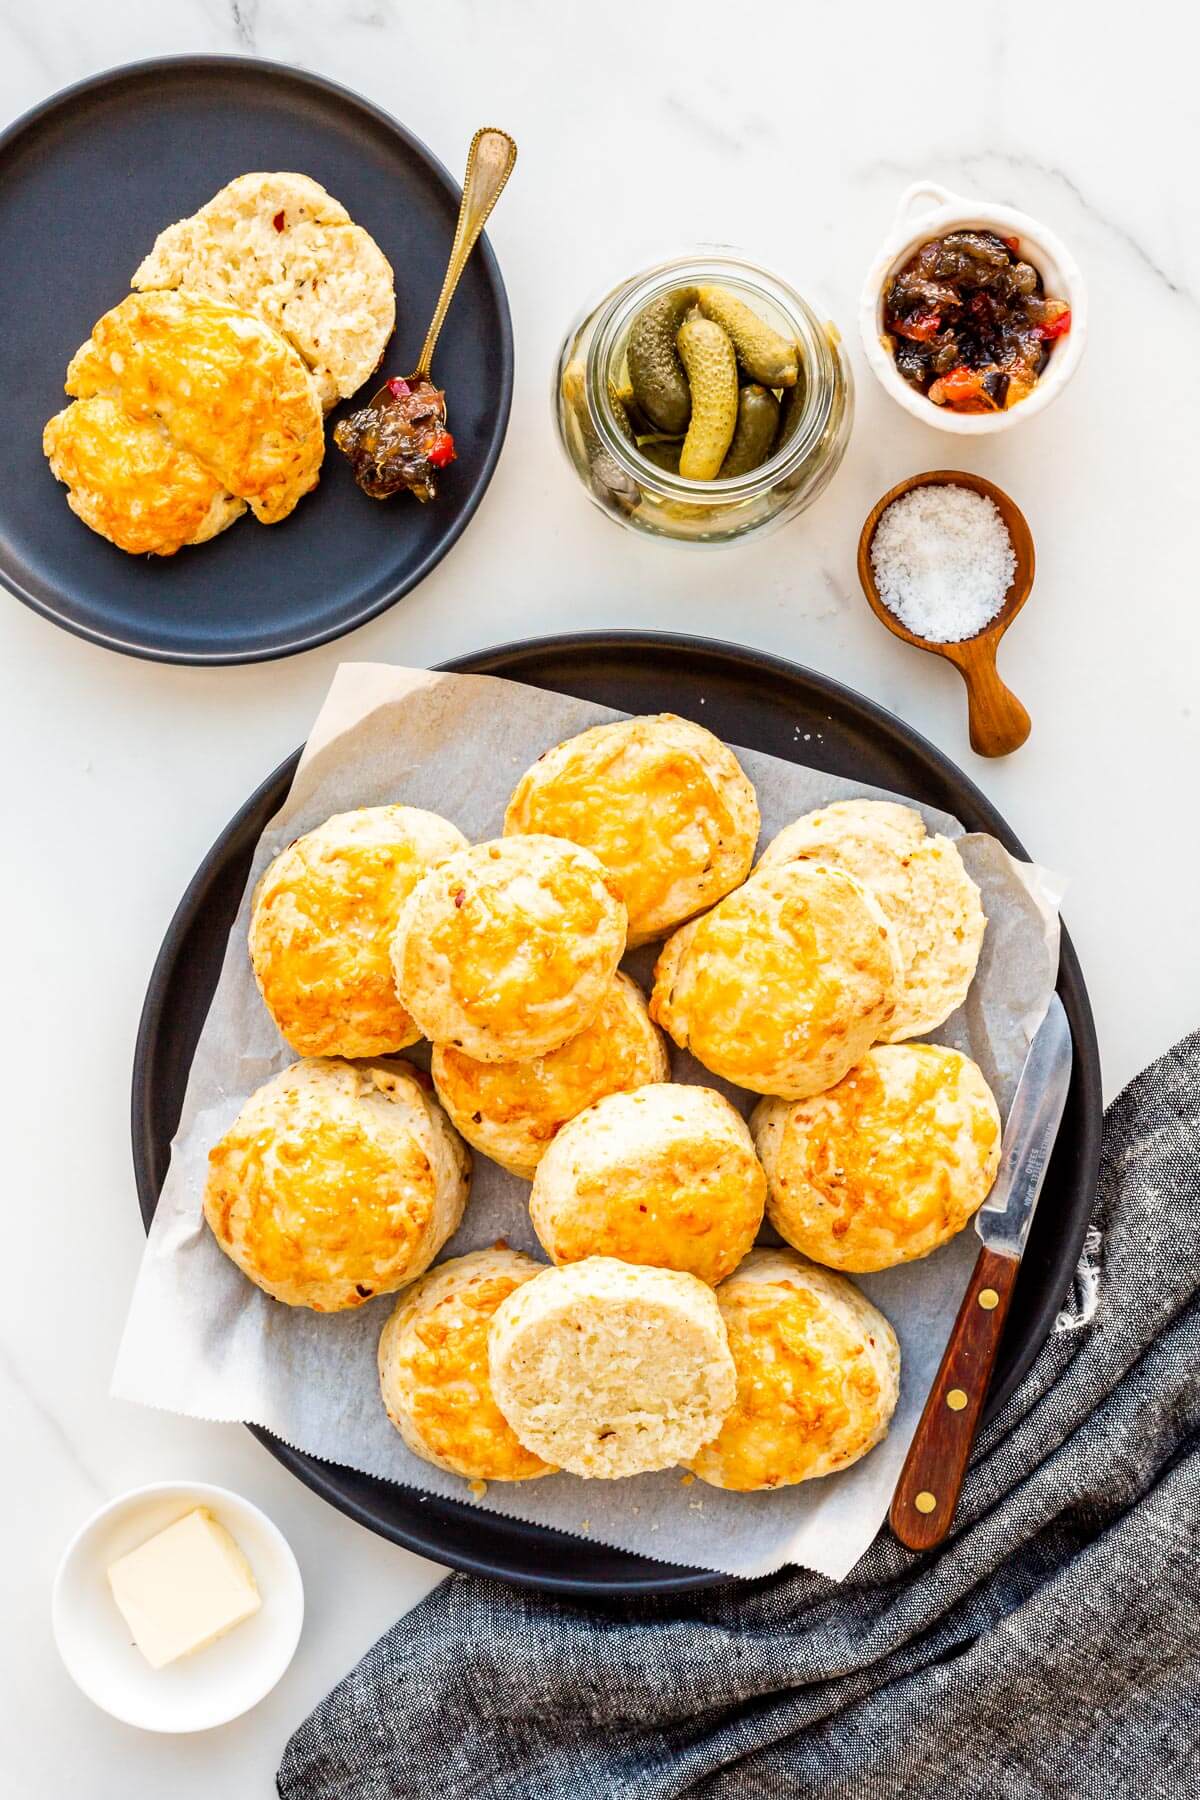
[858,470,1035,758]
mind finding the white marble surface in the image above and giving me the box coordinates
[3,4,1198,1793]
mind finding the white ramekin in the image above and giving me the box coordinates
[859,180,1087,434]
[52,1481,304,1732]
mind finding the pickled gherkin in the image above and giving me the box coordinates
[561,361,639,512]
[676,317,738,481]
[636,435,683,474]
[626,288,697,435]
[719,385,780,478]
[697,286,799,387]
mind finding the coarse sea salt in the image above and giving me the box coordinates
[870,484,1016,644]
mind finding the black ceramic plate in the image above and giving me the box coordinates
[0,58,513,663]
[132,633,1103,1594]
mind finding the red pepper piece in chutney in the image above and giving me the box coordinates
[427,430,457,470]
[883,229,1070,412]
[1037,305,1072,342]
[893,310,942,343]
[333,378,456,503]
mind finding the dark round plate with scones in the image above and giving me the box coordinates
[132,632,1103,1595]
[0,57,512,663]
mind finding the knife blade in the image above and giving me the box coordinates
[976,992,1074,1261]
[890,993,1075,1551]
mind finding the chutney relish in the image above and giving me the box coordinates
[883,231,1070,413]
[334,376,456,503]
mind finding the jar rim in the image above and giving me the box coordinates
[584,250,838,501]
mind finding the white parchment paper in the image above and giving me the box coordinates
[113,663,1062,1581]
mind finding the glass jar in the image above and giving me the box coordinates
[554,249,853,544]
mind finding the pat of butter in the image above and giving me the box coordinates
[107,1507,261,1670]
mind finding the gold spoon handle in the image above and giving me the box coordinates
[415,127,517,380]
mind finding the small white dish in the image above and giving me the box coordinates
[52,1481,303,1733]
[859,180,1087,434]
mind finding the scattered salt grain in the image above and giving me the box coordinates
[870,484,1015,644]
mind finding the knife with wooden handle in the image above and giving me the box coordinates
[890,993,1074,1551]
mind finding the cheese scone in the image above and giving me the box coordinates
[250,806,467,1060]
[488,1256,736,1479]
[61,289,324,526]
[203,1058,469,1311]
[379,1248,554,1483]
[686,1249,900,1491]
[651,861,902,1099]
[391,836,627,1063]
[504,715,760,947]
[42,395,247,557]
[431,973,669,1179]
[529,1084,765,1287]
[133,171,395,410]
[752,1045,1001,1272]
[758,800,986,1040]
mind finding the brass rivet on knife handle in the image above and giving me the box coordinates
[890,1245,1020,1553]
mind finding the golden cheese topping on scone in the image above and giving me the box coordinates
[758,799,986,1040]
[752,1044,1001,1272]
[391,836,628,1063]
[378,1248,554,1483]
[529,1083,765,1287]
[133,172,395,411]
[250,806,468,1060]
[42,395,246,556]
[651,861,902,1098]
[504,714,760,947]
[64,289,324,524]
[203,1057,469,1311]
[686,1248,900,1491]
[431,972,669,1179]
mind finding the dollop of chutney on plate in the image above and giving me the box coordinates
[334,377,456,502]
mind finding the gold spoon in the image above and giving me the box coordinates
[858,469,1035,758]
[370,125,517,405]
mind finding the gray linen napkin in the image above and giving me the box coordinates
[278,1033,1200,1800]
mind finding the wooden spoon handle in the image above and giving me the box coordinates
[954,639,1031,758]
[890,1244,1019,1551]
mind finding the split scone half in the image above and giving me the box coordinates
[488,1256,736,1479]
[203,1057,469,1311]
[391,836,628,1063]
[249,805,467,1060]
[752,1044,1001,1272]
[686,1248,900,1491]
[432,972,669,1179]
[758,799,986,1040]
[133,171,396,411]
[379,1248,554,1484]
[45,289,325,554]
[41,395,247,556]
[503,714,760,947]
[529,1083,765,1287]
[651,860,902,1099]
